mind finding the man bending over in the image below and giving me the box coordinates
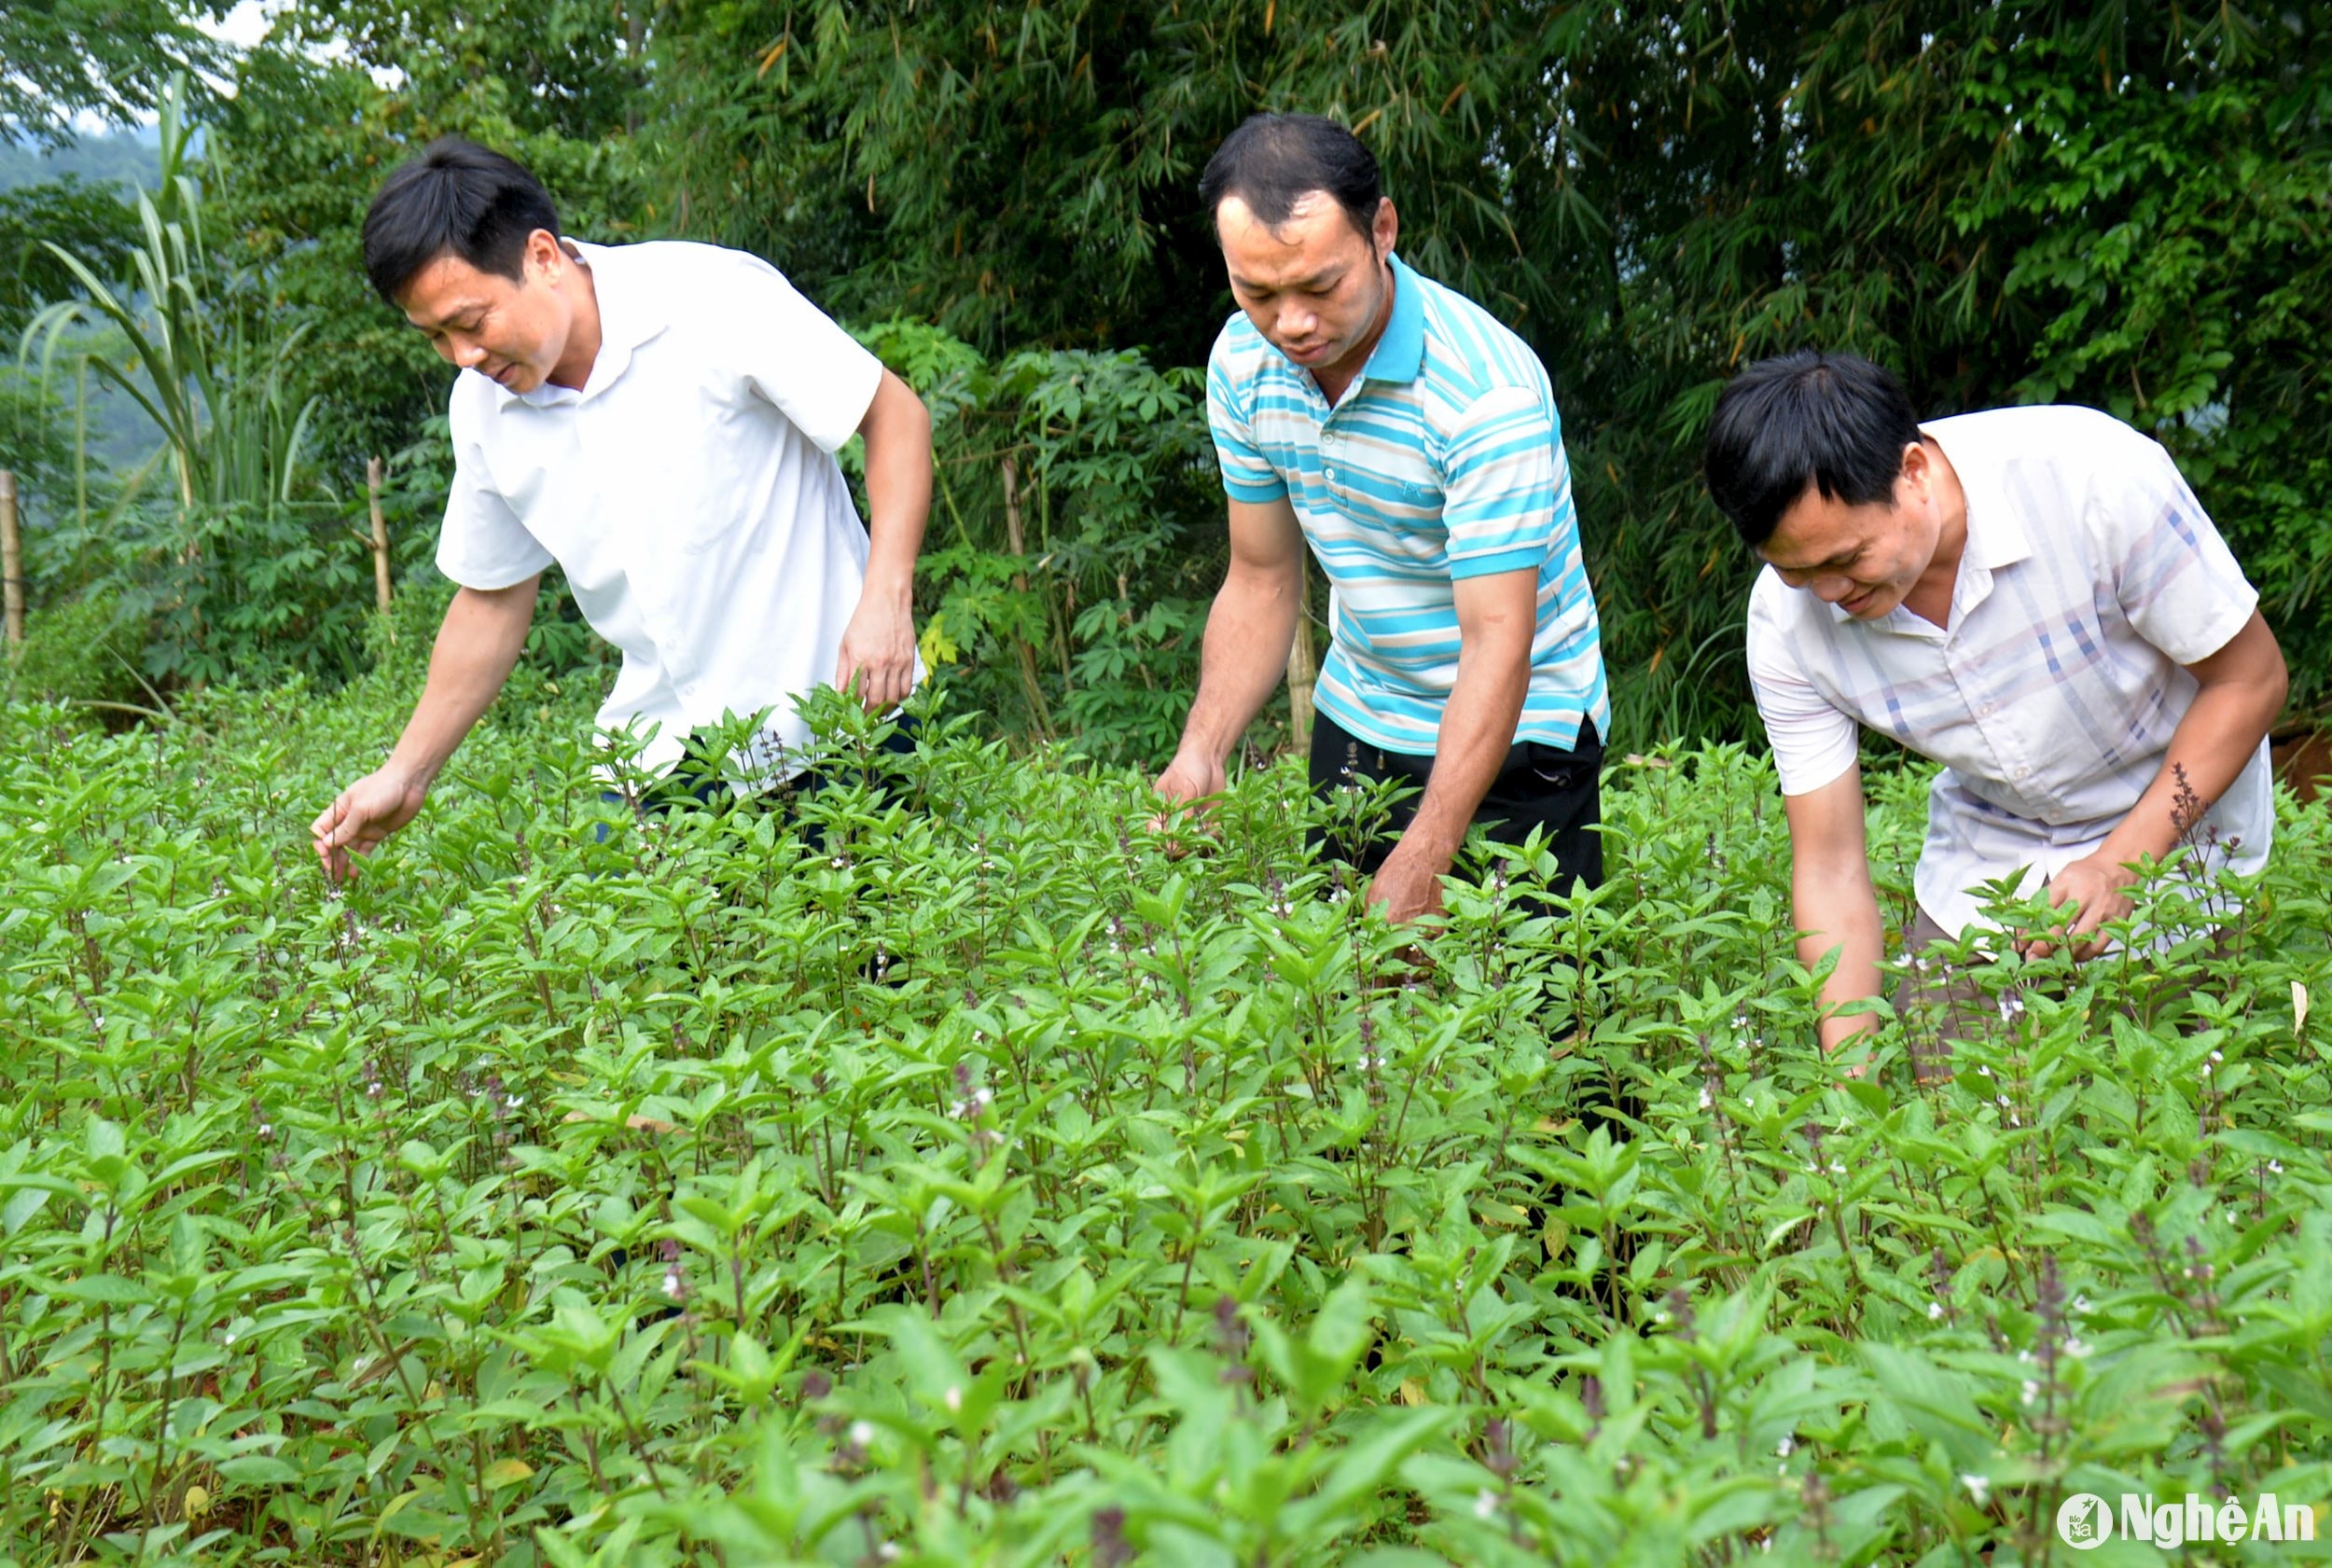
[312,139,930,878]
[1702,351,2285,1067]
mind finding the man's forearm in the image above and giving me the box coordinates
[1396,639,1530,864]
[1794,868,1886,1053]
[1176,567,1301,763]
[385,581,538,786]
[860,372,933,604]
[861,450,929,603]
[2096,672,2285,868]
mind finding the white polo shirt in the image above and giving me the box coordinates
[1747,405,2271,937]
[437,239,918,786]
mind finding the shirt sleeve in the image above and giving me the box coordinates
[2100,431,2258,666]
[725,252,886,454]
[1205,333,1288,505]
[1442,385,1559,580]
[435,393,554,591]
[1745,575,1862,796]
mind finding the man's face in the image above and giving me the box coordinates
[1216,191,1397,379]
[396,230,574,395]
[1759,446,1944,620]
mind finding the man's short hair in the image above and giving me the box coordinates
[1198,113,1381,241]
[361,138,560,303]
[1702,350,1923,548]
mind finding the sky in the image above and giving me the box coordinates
[208,0,275,50]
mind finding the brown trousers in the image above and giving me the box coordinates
[1893,908,1986,1085]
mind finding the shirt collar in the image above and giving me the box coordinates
[497,240,666,409]
[1360,254,1425,385]
[1925,420,2030,573]
[1819,425,2033,632]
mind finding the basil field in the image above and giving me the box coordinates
[2,623,2328,1567]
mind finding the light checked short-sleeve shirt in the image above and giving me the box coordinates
[437,239,918,787]
[1746,405,2271,937]
[1205,255,1610,755]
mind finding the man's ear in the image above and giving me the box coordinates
[1372,197,1399,260]
[522,228,564,283]
[1897,437,1934,500]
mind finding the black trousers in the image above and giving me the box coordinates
[1306,710,1604,893]
[600,716,921,828]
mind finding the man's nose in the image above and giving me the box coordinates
[1275,302,1316,340]
[1811,574,1853,602]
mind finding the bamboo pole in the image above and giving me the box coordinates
[74,359,88,532]
[1,470,22,646]
[366,456,393,615]
[1000,455,1053,736]
[1285,554,1317,742]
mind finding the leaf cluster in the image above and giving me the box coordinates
[0,664,2327,1563]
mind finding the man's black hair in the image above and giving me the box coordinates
[361,138,560,303]
[1701,350,1923,548]
[1198,113,1381,241]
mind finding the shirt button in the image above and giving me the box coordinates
[2013,765,2031,781]
[1979,702,1996,716]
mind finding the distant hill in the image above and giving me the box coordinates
[0,128,159,195]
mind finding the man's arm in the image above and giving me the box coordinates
[1156,495,1307,801]
[833,368,931,711]
[2035,608,2287,956]
[1363,566,1535,923]
[309,576,539,882]
[1783,764,1885,1057]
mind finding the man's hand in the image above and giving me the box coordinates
[1154,750,1228,809]
[834,588,916,711]
[311,765,430,885]
[1366,840,1451,924]
[303,578,539,886]
[2022,853,2133,961]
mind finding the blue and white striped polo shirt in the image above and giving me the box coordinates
[1206,255,1610,756]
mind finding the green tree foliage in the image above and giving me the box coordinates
[279,0,657,142]
[10,1,2325,740]
[0,0,228,145]
[25,80,321,514]
[16,81,435,692]
[645,0,1583,364]
[201,15,653,479]
[855,320,1226,760]
[0,177,140,340]
[0,171,143,569]
[649,0,2332,735]
[1565,3,2332,727]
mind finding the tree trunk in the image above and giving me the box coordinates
[0,470,22,646]
[367,456,394,617]
[1285,555,1316,744]
[1001,455,1053,736]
